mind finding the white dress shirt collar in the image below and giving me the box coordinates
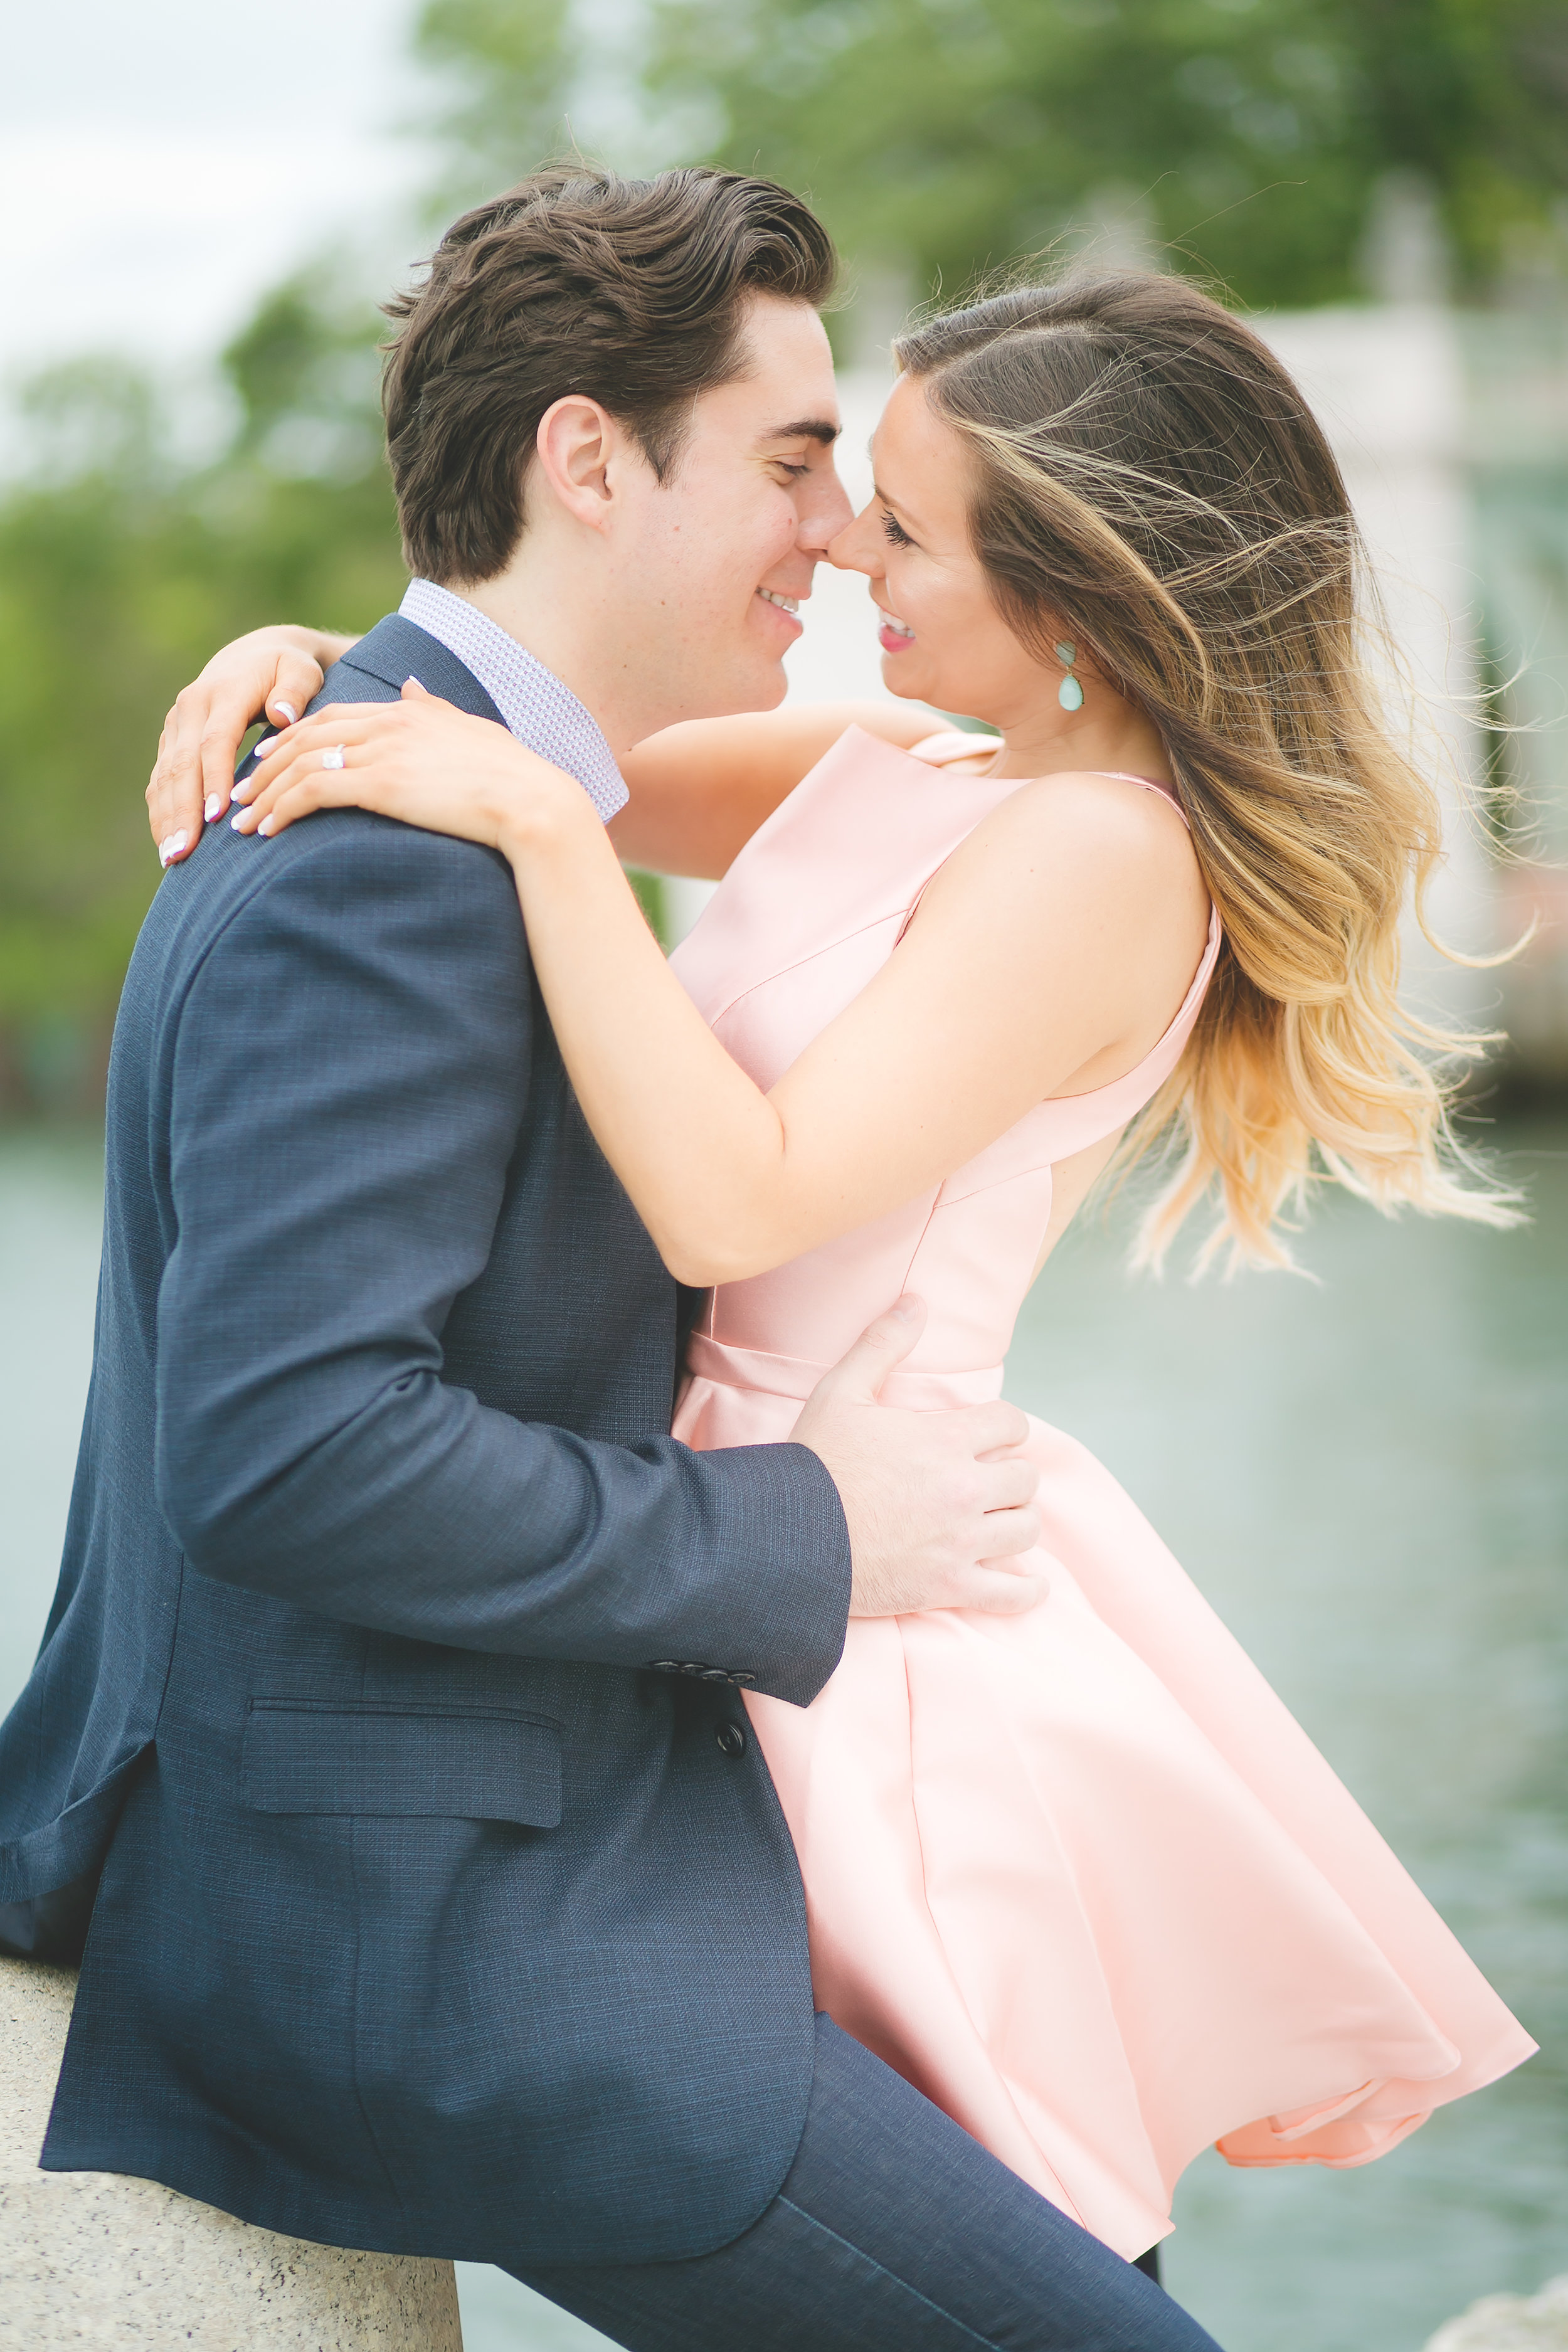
[398,578,628,824]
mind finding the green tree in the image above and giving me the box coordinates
[642,0,1568,309]
[401,0,1568,311]
[0,287,404,1111]
[415,0,580,207]
[0,253,677,1116]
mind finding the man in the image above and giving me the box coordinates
[2,167,1217,2349]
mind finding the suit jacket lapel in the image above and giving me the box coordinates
[339,615,508,729]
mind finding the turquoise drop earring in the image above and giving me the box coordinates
[1056,642,1084,712]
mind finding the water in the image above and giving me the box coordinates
[3,1122,1564,2352]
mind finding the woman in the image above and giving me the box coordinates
[149,271,1534,2262]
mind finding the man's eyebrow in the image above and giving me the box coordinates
[758,416,840,447]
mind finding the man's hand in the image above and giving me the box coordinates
[792,1297,1044,1619]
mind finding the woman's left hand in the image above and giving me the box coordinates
[229,678,589,856]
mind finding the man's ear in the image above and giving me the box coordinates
[534,396,637,534]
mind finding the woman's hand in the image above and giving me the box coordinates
[228,679,592,857]
[147,624,356,867]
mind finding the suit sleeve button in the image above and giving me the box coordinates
[715,1722,748,1759]
[648,1661,681,1672]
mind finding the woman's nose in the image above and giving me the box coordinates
[827,504,881,576]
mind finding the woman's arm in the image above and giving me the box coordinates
[233,687,1209,1285]
[146,624,359,864]
[147,612,933,877]
[611,701,946,878]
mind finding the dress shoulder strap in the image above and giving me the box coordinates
[910,736,1190,826]
[1093,770,1191,829]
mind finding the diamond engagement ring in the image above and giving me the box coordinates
[321,745,347,771]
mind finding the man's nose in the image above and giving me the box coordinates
[802,466,856,552]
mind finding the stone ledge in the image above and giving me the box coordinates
[1,1956,462,2349]
[1424,2279,1568,2352]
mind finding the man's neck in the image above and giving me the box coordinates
[447,572,654,758]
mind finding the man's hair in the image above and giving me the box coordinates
[382,165,837,585]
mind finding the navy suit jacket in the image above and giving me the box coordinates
[0,615,852,2266]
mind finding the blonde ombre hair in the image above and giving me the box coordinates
[896,272,1518,1272]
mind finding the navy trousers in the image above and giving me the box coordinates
[518,2018,1219,2351]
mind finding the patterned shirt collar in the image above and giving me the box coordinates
[398,578,628,824]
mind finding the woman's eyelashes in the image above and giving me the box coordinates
[880,507,914,548]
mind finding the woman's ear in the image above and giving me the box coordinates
[534,396,627,534]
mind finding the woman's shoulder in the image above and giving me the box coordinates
[916,766,1210,960]
[967,766,1199,869]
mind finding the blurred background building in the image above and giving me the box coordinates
[2,7,1565,2351]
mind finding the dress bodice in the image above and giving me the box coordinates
[669,726,1222,1381]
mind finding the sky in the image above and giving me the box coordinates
[2,0,431,380]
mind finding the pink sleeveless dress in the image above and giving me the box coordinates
[667,726,1535,2260]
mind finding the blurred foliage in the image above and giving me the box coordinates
[3,0,1566,1108]
[423,0,1568,309]
[0,285,406,1108]
[415,0,579,211]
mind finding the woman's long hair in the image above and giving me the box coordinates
[896,272,1518,1271]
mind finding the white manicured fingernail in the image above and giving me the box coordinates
[256,815,275,837]
[271,702,297,724]
[253,736,277,756]
[159,831,187,864]
[230,812,246,830]
[204,794,222,822]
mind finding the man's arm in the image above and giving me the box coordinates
[155,814,850,1707]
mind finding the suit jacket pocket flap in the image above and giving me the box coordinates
[242,1703,561,1826]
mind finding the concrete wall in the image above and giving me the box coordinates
[1,1957,464,2350]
